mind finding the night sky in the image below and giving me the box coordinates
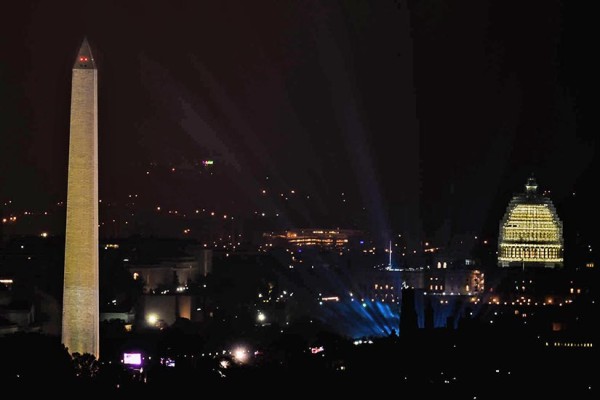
[0,1,594,245]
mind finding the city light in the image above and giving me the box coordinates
[257,312,266,322]
[146,314,159,325]
[232,347,249,363]
[0,8,593,393]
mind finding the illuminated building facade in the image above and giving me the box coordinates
[426,269,484,296]
[498,176,563,268]
[266,229,363,249]
[370,282,400,303]
[140,294,198,328]
[128,257,206,293]
[62,38,100,358]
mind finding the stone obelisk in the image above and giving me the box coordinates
[62,38,99,358]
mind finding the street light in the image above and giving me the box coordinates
[257,312,266,323]
[146,313,158,326]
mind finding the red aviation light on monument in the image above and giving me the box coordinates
[73,38,95,70]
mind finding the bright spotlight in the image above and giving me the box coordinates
[233,347,249,363]
[146,313,158,325]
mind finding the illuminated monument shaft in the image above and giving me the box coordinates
[62,38,99,358]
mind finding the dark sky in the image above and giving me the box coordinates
[0,0,594,245]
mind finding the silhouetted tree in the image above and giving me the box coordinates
[72,352,100,379]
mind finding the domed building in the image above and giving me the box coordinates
[498,176,563,268]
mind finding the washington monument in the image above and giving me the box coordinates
[61,38,99,358]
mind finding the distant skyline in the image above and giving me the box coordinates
[0,1,594,246]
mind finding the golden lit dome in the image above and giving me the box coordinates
[498,176,563,268]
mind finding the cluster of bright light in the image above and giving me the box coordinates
[270,229,358,248]
[545,342,593,348]
[424,292,464,296]
[146,313,159,325]
[232,347,249,363]
[162,358,175,367]
[486,296,573,306]
[374,284,394,290]
[287,238,348,246]
[499,243,562,262]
